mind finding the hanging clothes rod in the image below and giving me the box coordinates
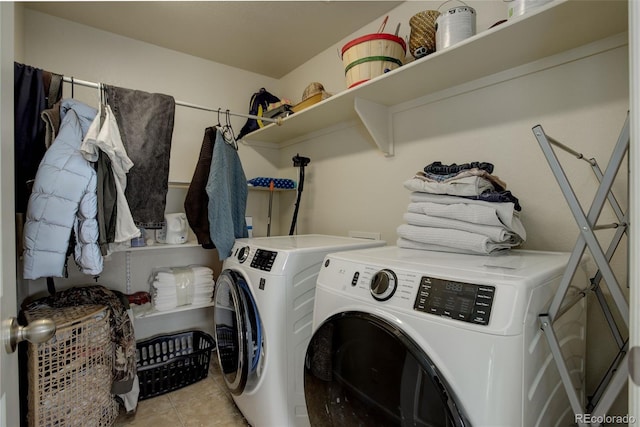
[62,76,283,125]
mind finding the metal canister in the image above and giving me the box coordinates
[435,3,476,51]
[507,0,553,19]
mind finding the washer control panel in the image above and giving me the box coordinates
[250,249,277,271]
[237,246,250,263]
[414,276,495,325]
[370,269,397,301]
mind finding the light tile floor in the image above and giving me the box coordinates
[115,355,250,427]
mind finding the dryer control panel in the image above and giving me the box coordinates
[414,277,495,326]
[250,249,277,271]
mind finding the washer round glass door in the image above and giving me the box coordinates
[304,311,469,427]
[213,270,261,395]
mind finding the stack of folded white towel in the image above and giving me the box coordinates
[397,162,526,255]
[150,265,215,311]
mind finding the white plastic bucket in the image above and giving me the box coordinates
[435,2,476,51]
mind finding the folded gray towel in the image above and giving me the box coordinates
[403,212,523,245]
[408,192,526,240]
[397,224,519,255]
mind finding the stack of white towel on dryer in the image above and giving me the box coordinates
[397,161,526,255]
[150,265,215,311]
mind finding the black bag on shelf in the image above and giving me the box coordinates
[237,87,280,140]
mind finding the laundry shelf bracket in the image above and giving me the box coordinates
[531,113,630,426]
[354,97,393,157]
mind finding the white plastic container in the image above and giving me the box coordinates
[155,213,188,244]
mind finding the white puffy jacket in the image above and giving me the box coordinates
[23,99,103,280]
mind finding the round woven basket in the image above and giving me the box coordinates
[341,33,406,89]
[409,10,440,59]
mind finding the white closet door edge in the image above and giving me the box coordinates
[629,0,640,421]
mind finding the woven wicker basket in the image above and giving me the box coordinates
[25,304,118,427]
[409,10,440,59]
[341,33,406,89]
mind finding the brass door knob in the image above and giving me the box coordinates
[3,317,56,354]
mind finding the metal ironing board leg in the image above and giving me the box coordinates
[531,113,630,425]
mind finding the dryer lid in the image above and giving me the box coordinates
[236,234,385,252]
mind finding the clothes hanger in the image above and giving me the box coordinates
[98,82,103,106]
[97,83,107,124]
[222,109,238,150]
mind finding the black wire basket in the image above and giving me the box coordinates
[136,330,215,400]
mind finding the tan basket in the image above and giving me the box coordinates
[341,33,406,89]
[25,305,119,427]
[409,10,440,59]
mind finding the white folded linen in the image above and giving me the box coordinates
[153,294,176,300]
[189,265,214,275]
[156,267,212,277]
[155,274,213,283]
[412,169,507,190]
[396,237,483,255]
[397,224,519,255]
[152,294,175,301]
[152,281,178,290]
[155,271,213,280]
[153,298,181,310]
[149,265,216,311]
[403,212,524,245]
[151,281,180,290]
[194,288,212,292]
[193,283,214,290]
[152,290,174,295]
[192,289,213,296]
[154,279,213,289]
[404,175,495,197]
[408,192,526,240]
[152,282,211,291]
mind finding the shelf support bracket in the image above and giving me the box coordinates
[354,97,394,157]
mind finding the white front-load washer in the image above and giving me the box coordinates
[213,235,385,427]
[304,246,588,427]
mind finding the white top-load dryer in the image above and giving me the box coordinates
[304,246,589,427]
[213,235,385,427]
